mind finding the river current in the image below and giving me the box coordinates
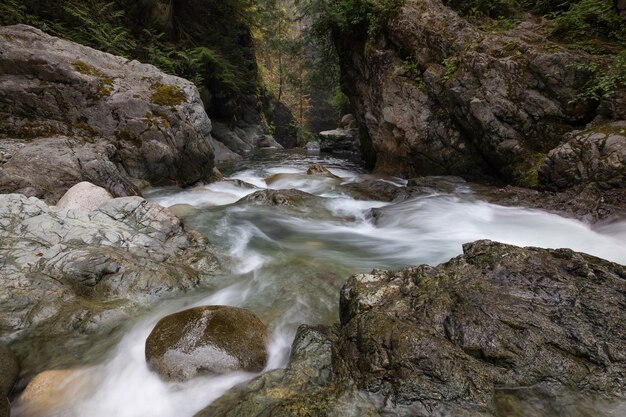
[14,150,626,417]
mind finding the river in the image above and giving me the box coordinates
[13,150,626,417]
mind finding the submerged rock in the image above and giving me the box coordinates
[195,240,626,416]
[146,306,269,381]
[0,193,221,376]
[0,24,215,203]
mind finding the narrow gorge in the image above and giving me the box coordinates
[0,1,625,416]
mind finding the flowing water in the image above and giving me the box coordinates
[14,150,626,417]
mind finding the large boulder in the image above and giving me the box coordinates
[0,344,18,417]
[195,241,626,416]
[52,182,113,212]
[539,122,626,190]
[0,24,215,203]
[332,0,623,189]
[0,192,220,376]
[145,306,269,381]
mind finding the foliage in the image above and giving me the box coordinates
[331,88,351,113]
[442,56,460,82]
[571,51,626,103]
[297,0,404,44]
[0,0,260,120]
[549,0,625,42]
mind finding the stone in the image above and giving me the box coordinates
[53,182,113,212]
[306,164,340,178]
[319,128,360,154]
[14,369,94,416]
[0,194,221,376]
[540,122,626,190]
[332,0,623,189]
[145,306,269,381]
[0,25,215,203]
[341,114,356,128]
[193,241,626,416]
[0,343,18,417]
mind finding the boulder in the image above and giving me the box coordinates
[14,369,93,417]
[318,128,360,154]
[540,122,626,190]
[53,182,113,212]
[193,241,626,416]
[306,164,340,179]
[341,114,356,129]
[0,24,215,203]
[0,194,220,376]
[145,306,269,381]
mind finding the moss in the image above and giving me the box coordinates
[72,60,105,77]
[114,129,142,147]
[96,78,114,97]
[150,83,186,107]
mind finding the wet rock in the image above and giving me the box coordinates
[52,182,113,212]
[198,241,626,416]
[194,325,379,417]
[306,164,340,178]
[0,25,215,203]
[241,189,321,207]
[332,0,623,189]
[0,344,18,417]
[145,306,269,381]
[0,193,221,376]
[14,368,94,417]
[342,178,406,202]
[258,135,283,149]
[540,122,626,190]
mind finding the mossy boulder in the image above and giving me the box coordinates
[145,306,269,381]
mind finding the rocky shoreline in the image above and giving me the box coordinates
[0,6,625,416]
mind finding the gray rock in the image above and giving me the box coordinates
[319,128,360,154]
[540,122,626,190]
[145,306,269,381]
[194,325,380,417]
[0,193,221,375]
[306,141,321,152]
[333,0,622,188]
[53,182,113,212]
[341,114,356,129]
[195,241,626,416]
[0,25,215,203]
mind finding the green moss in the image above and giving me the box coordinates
[72,60,105,77]
[96,78,114,97]
[150,83,186,107]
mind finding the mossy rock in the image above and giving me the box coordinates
[145,306,269,381]
[150,83,187,107]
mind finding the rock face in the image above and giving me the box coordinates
[539,121,626,190]
[145,306,269,381]
[333,0,624,189]
[0,190,220,375]
[195,241,626,416]
[0,24,215,203]
[0,344,19,417]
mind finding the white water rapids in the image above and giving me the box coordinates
[14,150,626,417]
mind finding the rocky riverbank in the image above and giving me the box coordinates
[196,240,626,417]
[0,183,222,381]
[331,0,625,193]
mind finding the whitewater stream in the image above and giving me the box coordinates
[14,150,626,417]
